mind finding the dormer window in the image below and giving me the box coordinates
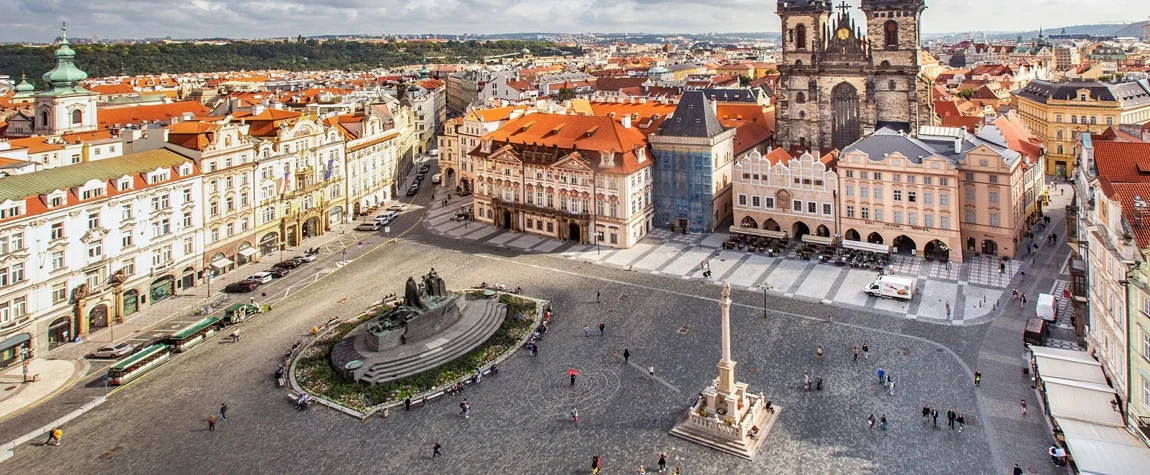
[81,188,104,200]
[0,203,22,219]
[150,172,170,184]
[636,148,647,163]
[181,164,192,175]
[118,179,131,191]
[601,151,616,168]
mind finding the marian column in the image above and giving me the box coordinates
[717,281,736,394]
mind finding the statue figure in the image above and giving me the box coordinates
[71,283,89,303]
[403,277,426,310]
[721,281,731,301]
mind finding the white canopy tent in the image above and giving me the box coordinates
[842,239,890,254]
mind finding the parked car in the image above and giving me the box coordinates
[296,253,318,262]
[247,271,274,284]
[268,267,290,278]
[419,164,430,173]
[357,222,381,231]
[273,260,303,270]
[431,173,442,184]
[415,174,425,182]
[373,212,397,223]
[406,185,419,196]
[387,204,405,212]
[224,280,261,293]
[90,342,135,359]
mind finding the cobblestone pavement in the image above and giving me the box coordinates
[4,239,1001,475]
[421,186,1079,327]
[3,178,1072,475]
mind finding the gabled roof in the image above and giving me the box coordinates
[1092,142,1150,185]
[843,128,948,164]
[659,90,724,138]
[993,113,1043,164]
[1108,182,1150,248]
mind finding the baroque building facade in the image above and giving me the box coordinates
[775,0,931,152]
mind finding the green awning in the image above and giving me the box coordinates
[169,317,220,340]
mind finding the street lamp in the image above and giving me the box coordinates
[20,346,30,383]
[758,283,770,319]
[595,232,604,255]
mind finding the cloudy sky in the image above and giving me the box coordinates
[0,0,1140,42]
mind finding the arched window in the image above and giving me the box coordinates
[71,109,82,125]
[884,20,898,48]
[40,111,49,127]
[1090,116,1097,125]
[795,60,803,66]
[795,24,807,50]
[1056,129,1063,139]
[796,91,806,103]
[799,110,807,119]
[1071,116,1077,124]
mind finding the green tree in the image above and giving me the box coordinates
[739,75,752,87]
[956,88,976,100]
[554,87,576,101]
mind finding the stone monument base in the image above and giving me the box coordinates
[668,394,781,460]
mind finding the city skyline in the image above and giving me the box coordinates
[0,0,1143,43]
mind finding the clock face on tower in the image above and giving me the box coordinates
[837,28,850,40]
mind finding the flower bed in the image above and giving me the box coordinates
[293,294,538,412]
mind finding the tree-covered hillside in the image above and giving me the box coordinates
[0,39,578,84]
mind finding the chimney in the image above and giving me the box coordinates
[710,98,718,115]
[621,114,632,129]
[955,126,967,154]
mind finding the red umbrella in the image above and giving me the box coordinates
[567,369,579,376]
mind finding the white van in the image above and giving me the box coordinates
[1036,293,1056,321]
[431,173,442,184]
[865,276,916,300]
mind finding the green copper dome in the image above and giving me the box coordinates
[14,74,35,94]
[41,23,89,91]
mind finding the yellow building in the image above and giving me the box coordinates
[1013,79,1150,177]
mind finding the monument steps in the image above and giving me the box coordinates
[358,299,507,384]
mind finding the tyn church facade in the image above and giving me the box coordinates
[775,0,932,152]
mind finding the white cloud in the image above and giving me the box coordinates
[0,0,1141,42]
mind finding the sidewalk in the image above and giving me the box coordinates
[0,359,85,420]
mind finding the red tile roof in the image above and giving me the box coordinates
[1093,142,1150,185]
[1108,182,1150,248]
[476,113,651,175]
[97,102,211,129]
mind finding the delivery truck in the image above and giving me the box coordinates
[865,276,916,300]
[1036,293,1056,321]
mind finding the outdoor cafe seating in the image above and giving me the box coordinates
[726,226,789,256]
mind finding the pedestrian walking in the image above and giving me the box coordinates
[45,427,61,446]
[249,296,255,305]
[877,368,886,385]
[571,373,577,386]
[1021,271,1026,280]
[921,404,931,423]
[931,407,939,427]
[957,413,964,432]
[889,380,896,396]
[1013,464,1023,475]
[599,323,605,337]
[459,399,470,418]
[1049,444,1059,465]
[584,325,590,337]
[592,455,601,474]
[220,403,228,420]
[867,414,875,430]
[475,368,482,384]
[1012,289,1019,300]
[637,466,646,474]
[624,348,630,364]
[974,371,982,387]
[658,452,668,472]
[597,291,601,303]
[571,407,579,424]
[232,329,240,342]
[433,442,442,458]
[945,301,951,319]
[880,414,888,431]
[208,414,216,431]
[648,365,655,377]
[947,408,956,429]
[1020,399,1028,416]
[816,346,823,360]
[862,342,869,360]
[853,346,859,362]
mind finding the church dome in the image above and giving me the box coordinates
[521,47,531,54]
[14,74,34,93]
[41,23,89,88]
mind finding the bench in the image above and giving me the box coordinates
[287,391,302,403]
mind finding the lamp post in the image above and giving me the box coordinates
[758,283,769,319]
[20,347,30,383]
[595,231,604,255]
